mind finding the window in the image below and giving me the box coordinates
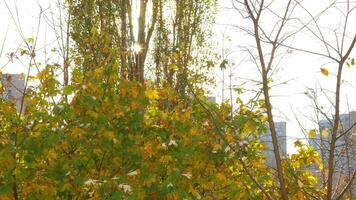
[4,89,12,100]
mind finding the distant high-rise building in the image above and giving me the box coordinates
[0,74,25,112]
[260,121,287,168]
[310,111,356,171]
[207,96,216,103]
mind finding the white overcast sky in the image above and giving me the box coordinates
[214,0,356,153]
[0,0,355,153]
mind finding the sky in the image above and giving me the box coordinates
[0,0,356,154]
[214,0,356,153]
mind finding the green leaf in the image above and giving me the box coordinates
[63,85,74,95]
[206,60,215,68]
[0,184,12,196]
[294,140,303,148]
[220,60,228,70]
[108,192,122,200]
[74,176,85,186]
[27,37,34,44]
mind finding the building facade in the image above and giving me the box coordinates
[0,74,25,112]
[260,121,287,168]
[310,111,356,171]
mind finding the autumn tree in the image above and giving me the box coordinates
[68,0,216,94]
[291,0,356,198]
[233,0,356,199]
[1,0,355,199]
[0,0,270,199]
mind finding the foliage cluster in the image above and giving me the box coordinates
[0,0,334,199]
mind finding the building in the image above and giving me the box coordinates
[310,111,356,171]
[260,121,287,168]
[0,74,25,112]
[207,96,216,103]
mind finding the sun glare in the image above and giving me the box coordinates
[131,43,142,53]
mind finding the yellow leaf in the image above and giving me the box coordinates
[321,128,329,139]
[309,129,316,138]
[351,58,355,65]
[169,63,178,71]
[182,109,192,122]
[145,89,160,100]
[297,179,304,187]
[48,149,57,160]
[93,148,103,156]
[87,110,99,119]
[244,121,256,133]
[91,27,98,35]
[72,128,85,140]
[212,143,222,152]
[60,183,72,192]
[226,134,234,143]
[159,155,172,164]
[319,163,324,170]
[306,174,317,184]
[320,67,329,76]
[189,128,200,136]
[188,185,199,197]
